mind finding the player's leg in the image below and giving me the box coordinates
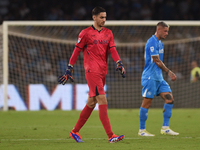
[86,72,124,143]
[139,79,156,136]
[140,97,152,130]
[96,94,113,137]
[70,96,96,142]
[158,81,179,135]
[70,72,99,142]
[138,97,155,136]
[96,94,124,143]
[86,72,113,138]
[72,96,96,133]
[160,92,173,128]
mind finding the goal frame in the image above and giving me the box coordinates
[2,20,200,111]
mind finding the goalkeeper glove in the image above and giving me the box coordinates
[58,64,74,85]
[116,60,125,78]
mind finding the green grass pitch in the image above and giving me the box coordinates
[1,109,200,150]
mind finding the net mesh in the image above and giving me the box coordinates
[1,22,200,110]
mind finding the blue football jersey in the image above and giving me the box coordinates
[142,35,164,81]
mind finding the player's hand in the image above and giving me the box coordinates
[168,70,176,81]
[58,65,74,84]
[116,60,125,78]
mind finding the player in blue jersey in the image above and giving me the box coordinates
[138,22,179,136]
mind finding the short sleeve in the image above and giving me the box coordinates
[75,30,87,49]
[148,42,159,56]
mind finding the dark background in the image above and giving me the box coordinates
[1,0,200,24]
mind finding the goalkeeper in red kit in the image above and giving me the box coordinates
[58,6,125,143]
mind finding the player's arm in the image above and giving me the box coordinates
[58,47,82,85]
[152,55,176,81]
[110,47,125,78]
[69,30,86,66]
[69,46,82,66]
[58,31,86,84]
[109,30,125,78]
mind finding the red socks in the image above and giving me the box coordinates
[72,105,94,133]
[72,104,113,139]
[99,104,113,138]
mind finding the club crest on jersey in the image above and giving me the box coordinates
[150,46,154,52]
[93,40,98,44]
[77,38,81,43]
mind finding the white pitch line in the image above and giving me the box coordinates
[1,137,200,141]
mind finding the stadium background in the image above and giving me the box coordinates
[0,0,200,110]
[1,0,200,23]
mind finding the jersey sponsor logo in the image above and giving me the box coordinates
[93,40,108,45]
[159,49,164,53]
[98,40,108,44]
[77,38,81,43]
[150,46,154,52]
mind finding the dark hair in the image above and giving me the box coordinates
[157,21,169,28]
[92,7,106,16]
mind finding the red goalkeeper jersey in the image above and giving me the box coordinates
[69,25,120,75]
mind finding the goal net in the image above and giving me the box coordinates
[1,21,200,111]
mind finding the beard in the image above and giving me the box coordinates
[160,35,167,39]
[98,22,105,27]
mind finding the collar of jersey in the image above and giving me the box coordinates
[91,25,103,32]
[153,35,160,43]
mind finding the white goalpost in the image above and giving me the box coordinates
[1,21,200,111]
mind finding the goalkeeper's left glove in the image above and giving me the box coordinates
[116,60,125,78]
[58,64,74,85]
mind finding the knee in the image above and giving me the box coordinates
[87,100,97,108]
[164,93,174,104]
[142,102,151,108]
[141,98,152,109]
[96,95,107,105]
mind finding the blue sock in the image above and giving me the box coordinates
[163,103,173,126]
[139,107,149,129]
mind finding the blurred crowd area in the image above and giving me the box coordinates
[1,0,200,24]
[9,25,200,43]
[1,0,200,87]
[8,35,200,88]
[6,24,200,86]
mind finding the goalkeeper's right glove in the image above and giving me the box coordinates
[116,60,125,78]
[58,64,74,85]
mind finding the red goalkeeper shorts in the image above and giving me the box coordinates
[85,72,106,97]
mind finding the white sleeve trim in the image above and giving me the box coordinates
[151,54,159,56]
